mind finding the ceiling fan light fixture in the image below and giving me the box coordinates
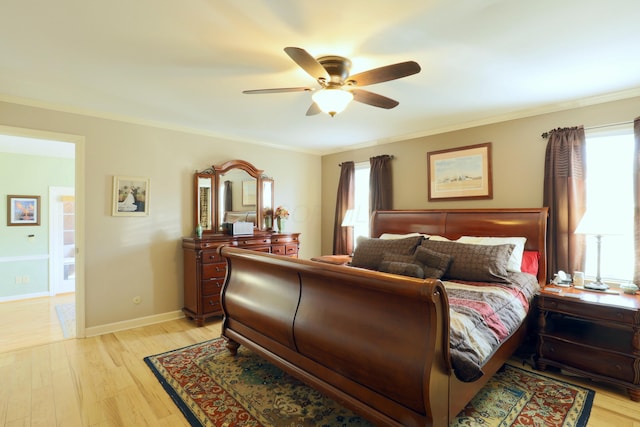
[312,88,353,117]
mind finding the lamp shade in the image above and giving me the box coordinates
[575,209,626,236]
[312,88,353,117]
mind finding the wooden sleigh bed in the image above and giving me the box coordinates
[218,208,548,426]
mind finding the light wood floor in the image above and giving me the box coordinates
[0,293,76,354]
[0,308,638,426]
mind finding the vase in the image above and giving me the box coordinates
[276,217,285,233]
[265,215,272,230]
[195,223,203,238]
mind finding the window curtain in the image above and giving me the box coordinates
[542,126,587,280]
[224,180,232,212]
[369,155,393,216]
[634,117,640,284]
[333,161,354,255]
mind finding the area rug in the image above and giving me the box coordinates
[54,303,75,338]
[144,338,594,427]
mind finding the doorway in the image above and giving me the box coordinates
[0,126,84,349]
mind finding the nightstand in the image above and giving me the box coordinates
[536,285,640,401]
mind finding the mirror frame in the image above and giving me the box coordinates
[213,160,267,233]
[194,172,214,233]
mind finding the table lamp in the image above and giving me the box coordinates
[574,209,625,291]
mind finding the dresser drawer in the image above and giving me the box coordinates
[202,278,224,296]
[285,244,298,256]
[201,250,223,264]
[201,295,221,314]
[203,262,227,279]
[272,235,298,244]
[540,296,636,325]
[540,336,637,383]
[237,237,271,247]
[271,245,286,255]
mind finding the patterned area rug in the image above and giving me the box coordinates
[144,338,594,427]
[54,303,76,338]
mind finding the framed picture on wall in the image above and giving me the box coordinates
[242,180,256,206]
[7,195,41,226]
[427,142,493,201]
[112,176,150,216]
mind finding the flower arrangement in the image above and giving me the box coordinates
[274,206,290,220]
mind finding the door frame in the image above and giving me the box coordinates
[0,125,86,338]
[49,186,75,295]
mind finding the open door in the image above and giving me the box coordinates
[50,187,75,295]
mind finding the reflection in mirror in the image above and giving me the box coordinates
[217,169,257,230]
[261,178,274,230]
[196,174,213,231]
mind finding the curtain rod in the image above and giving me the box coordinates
[338,155,394,167]
[541,120,634,138]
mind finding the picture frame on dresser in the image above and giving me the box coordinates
[427,142,493,201]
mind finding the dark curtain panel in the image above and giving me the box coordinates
[224,180,232,212]
[369,155,393,216]
[543,126,587,279]
[333,161,355,255]
[634,117,640,284]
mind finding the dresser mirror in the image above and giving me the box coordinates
[194,160,274,234]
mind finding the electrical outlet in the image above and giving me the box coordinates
[22,276,29,284]
[132,296,142,304]
[15,276,22,284]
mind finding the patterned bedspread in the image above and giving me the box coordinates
[444,272,539,382]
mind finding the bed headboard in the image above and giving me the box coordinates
[370,208,549,285]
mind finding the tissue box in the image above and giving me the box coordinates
[232,221,254,236]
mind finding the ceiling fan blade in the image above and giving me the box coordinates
[351,89,399,109]
[242,87,312,94]
[305,102,321,116]
[347,61,421,87]
[284,47,330,82]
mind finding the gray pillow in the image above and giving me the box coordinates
[421,240,514,283]
[351,235,423,270]
[378,261,425,278]
[414,246,452,279]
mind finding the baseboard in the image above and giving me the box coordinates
[0,291,49,303]
[84,310,185,337]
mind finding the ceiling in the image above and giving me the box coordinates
[2,1,640,155]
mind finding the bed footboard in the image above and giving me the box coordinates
[219,246,453,427]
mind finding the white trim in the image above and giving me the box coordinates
[0,291,50,303]
[0,254,49,263]
[84,311,186,337]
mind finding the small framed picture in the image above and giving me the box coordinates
[112,176,150,216]
[7,195,41,226]
[427,142,493,201]
[242,180,256,206]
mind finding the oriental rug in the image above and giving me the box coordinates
[144,338,594,427]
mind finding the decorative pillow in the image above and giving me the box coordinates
[351,235,423,270]
[414,246,452,279]
[378,261,425,278]
[421,240,515,283]
[520,250,540,276]
[457,236,527,273]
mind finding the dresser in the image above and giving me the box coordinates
[182,231,300,326]
[536,285,640,401]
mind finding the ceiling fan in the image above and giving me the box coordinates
[243,47,421,117]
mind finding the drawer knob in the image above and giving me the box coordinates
[215,266,225,272]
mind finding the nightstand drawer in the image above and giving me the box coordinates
[202,278,224,296]
[539,296,637,325]
[540,337,637,383]
[201,295,221,314]
[201,250,223,264]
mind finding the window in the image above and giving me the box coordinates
[352,162,370,247]
[583,128,634,282]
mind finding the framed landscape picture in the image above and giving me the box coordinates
[112,176,150,216]
[7,195,41,226]
[427,142,493,201]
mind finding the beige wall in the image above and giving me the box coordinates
[320,96,640,255]
[0,101,322,330]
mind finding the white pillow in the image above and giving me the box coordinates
[457,236,527,272]
[428,235,455,242]
[379,232,428,240]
